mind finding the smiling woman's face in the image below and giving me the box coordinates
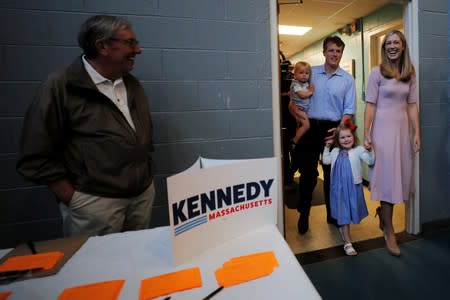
[384,33,405,63]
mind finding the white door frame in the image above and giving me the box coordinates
[404,0,421,234]
[270,0,284,235]
[269,0,421,235]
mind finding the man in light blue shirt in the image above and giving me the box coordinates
[289,36,356,234]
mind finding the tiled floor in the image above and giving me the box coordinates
[284,173,406,254]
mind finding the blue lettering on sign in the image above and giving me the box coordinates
[217,187,231,208]
[246,182,260,200]
[233,184,245,203]
[171,179,274,225]
[187,195,200,219]
[200,191,216,212]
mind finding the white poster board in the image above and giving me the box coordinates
[167,157,278,265]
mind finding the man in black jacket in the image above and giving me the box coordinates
[17,15,155,237]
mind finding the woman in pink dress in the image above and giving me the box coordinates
[364,30,420,256]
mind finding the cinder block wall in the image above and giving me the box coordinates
[0,0,273,248]
[418,0,449,222]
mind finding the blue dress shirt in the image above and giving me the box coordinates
[307,64,356,121]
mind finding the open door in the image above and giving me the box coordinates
[271,0,420,254]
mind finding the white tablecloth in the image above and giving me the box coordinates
[0,225,321,299]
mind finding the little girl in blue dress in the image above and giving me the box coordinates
[322,120,375,256]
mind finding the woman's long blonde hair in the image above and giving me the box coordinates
[380,30,415,82]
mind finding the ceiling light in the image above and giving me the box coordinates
[278,25,311,36]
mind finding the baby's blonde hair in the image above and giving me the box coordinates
[294,61,312,84]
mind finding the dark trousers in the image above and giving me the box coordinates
[294,118,339,219]
[281,95,298,185]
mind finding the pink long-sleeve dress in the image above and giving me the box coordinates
[365,66,416,204]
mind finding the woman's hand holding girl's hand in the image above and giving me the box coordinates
[364,136,372,150]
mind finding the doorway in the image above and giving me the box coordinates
[273,1,417,255]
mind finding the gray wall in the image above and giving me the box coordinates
[0,0,273,248]
[418,0,449,222]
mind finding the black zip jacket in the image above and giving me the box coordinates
[17,56,154,198]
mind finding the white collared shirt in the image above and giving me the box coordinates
[82,56,135,131]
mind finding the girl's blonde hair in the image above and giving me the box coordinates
[332,120,359,149]
[294,61,312,84]
[380,30,415,82]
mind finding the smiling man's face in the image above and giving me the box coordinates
[323,42,344,70]
[105,28,142,76]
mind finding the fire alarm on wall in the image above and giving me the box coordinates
[351,22,358,33]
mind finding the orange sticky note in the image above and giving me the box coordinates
[215,260,274,287]
[215,251,278,287]
[225,251,278,268]
[0,251,64,272]
[0,291,12,300]
[57,279,125,300]
[139,267,202,300]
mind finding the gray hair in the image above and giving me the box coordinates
[78,15,132,58]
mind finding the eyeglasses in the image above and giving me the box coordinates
[109,38,140,48]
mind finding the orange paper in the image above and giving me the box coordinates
[215,251,278,287]
[224,251,278,268]
[139,267,202,300]
[0,291,12,300]
[57,279,125,300]
[0,251,64,272]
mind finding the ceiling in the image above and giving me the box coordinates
[278,0,404,58]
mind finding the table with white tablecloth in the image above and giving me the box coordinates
[0,225,321,299]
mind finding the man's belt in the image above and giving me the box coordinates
[309,118,340,126]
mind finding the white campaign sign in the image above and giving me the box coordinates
[167,157,278,265]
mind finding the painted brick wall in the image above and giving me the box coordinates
[0,0,273,248]
[418,0,449,222]
[448,0,450,218]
